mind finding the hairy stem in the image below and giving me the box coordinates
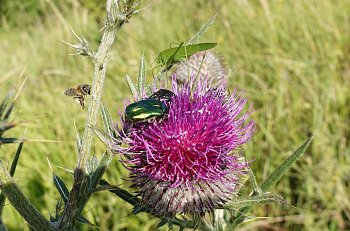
[58,1,138,230]
[0,163,56,231]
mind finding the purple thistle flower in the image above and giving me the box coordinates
[112,75,255,216]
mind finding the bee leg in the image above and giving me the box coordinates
[73,96,85,109]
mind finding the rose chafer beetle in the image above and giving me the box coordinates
[125,89,175,124]
[148,89,175,103]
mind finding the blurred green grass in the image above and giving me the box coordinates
[0,0,349,230]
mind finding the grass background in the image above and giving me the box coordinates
[1,0,349,230]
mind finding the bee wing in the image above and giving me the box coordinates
[64,88,76,96]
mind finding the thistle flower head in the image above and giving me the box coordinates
[175,51,228,85]
[112,75,255,216]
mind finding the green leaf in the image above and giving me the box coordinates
[76,133,82,154]
[94,129,112,149]
[125,74,138,99]
[132,204,144,214]
[0,122,16,133]
[88,151,111,191]
[3,104,13,121]
[87,155,99,174]
[9,142,23,177]
[0,138,18,144]
[137,52,146,98]
[260,136,313,192]
[53,174,69,203]
[0,94,12,120]
[52,200,63,222]
[156,219,168,229]
[73,121,82,155]
[186,12,218,45]
[228,136,313,229]
[77,215,96,226]
[100,103,117,139]
[248,168,262,196]
[221,194,286,210]
[91,184,121,193]
[155,42,217,66]
[0,142,24,217]
[99,179,139,206]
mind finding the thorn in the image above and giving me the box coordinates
[46,156,53,171]
[133,4,150,15]
[14,67,28,101]
[56,165,74,174]
[60,40,80,49]
[69,25,83,43]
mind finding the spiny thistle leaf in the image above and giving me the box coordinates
[248,169,262,196]
[0,122,16,133]
[74,122,82,154]
[91,183,121,193]
[228,136,313,228]
[156,219,168,229]
[100,103,117,139]
[9,142,24,177]
[87,155,99,175]
[137,52,146,99]
[0,100,8,117]
[260,136,313,192]
[94,128,113,149]
[0,142,24,216]
[155,42,217,66]
[99,179,139,205]
[0,94,12,120]
[0,138,18,144]
[2,104,13,121]
[51,200,63,222]
[221,194,286,210]
[0,93,16,140]
[132,204,144,214]
[77,215,96,226]
[125,74,138,99]
[198,212,225,231]
[186,12,218,45]
[88,152,111,191]
[53,174,69,203]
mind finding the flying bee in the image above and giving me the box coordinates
[64,84,91,108]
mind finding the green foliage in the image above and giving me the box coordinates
[229,137,312,229]
[223,193,286,211]
[53,173,69,203]
[155,42,217,66]
[137,52,146,99]
[0,93,16,143]
[0,0,56,27]
[260,137,313,192]
[0,1,104,27]
[0,0,349,230]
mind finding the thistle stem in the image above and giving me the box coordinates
[0,163,56,231]
[57,1,138,230]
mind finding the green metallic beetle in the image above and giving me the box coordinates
[125,89,174,124]
[148,89,175,103]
